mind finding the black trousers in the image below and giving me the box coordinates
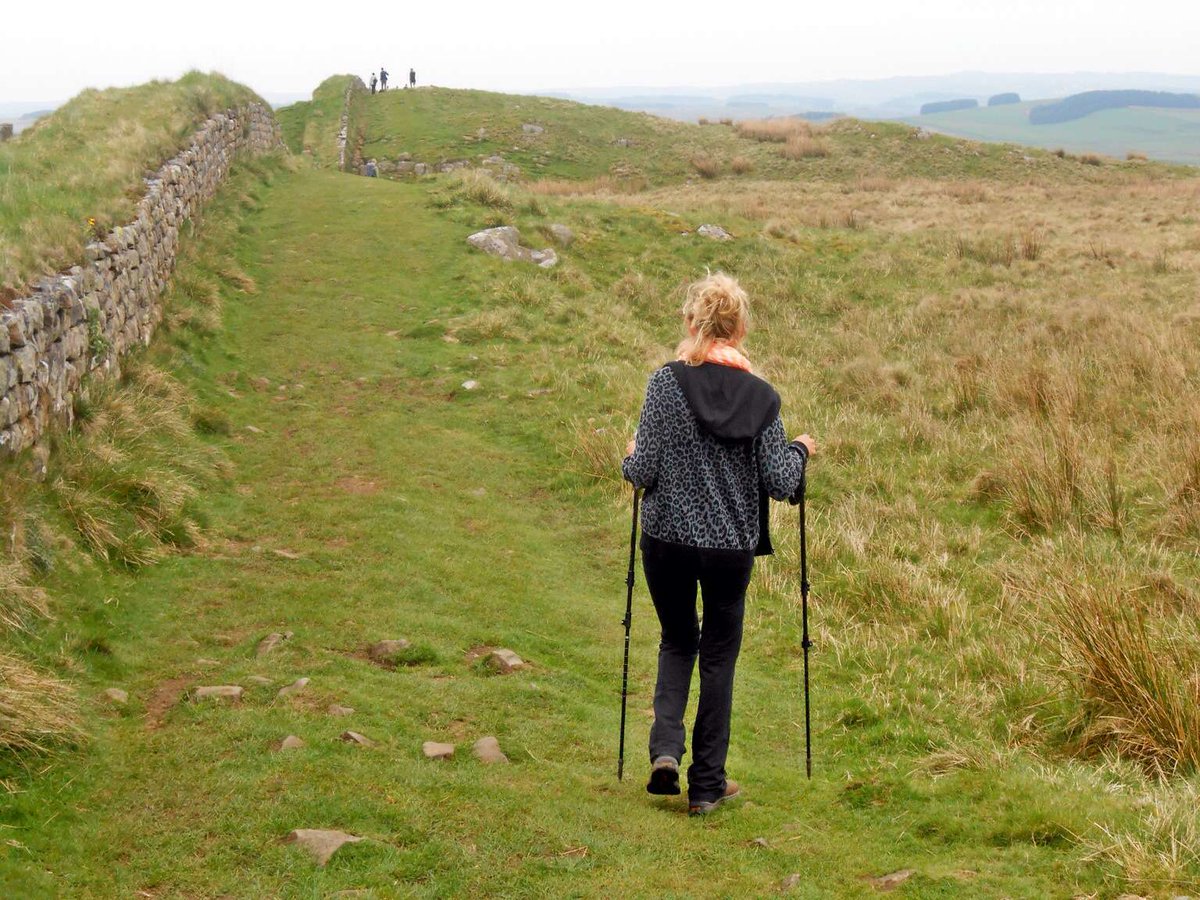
[641,533,754,804]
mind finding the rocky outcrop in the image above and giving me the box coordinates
[466,227,558,268]
[0,104,281,457]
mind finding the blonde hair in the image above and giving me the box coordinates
[676,271,751,365]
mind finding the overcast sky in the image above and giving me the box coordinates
[3,0,1198,103]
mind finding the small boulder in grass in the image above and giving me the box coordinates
[866,870,915,891]
[340,730,375,747]
[193,685,243,702]
[697,224,733,241]
[369,639,411,663]
[102,688,128,706]
[781,874,802,891]
[257,631,294,656]
[277,677,310,699]
[472,736,508,764]
[328,704,355,717]
[276,735,306,751]
[423,741,455,760]
[285,829,363,866]
[486,648,525,673]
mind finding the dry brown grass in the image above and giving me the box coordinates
[730,155,754,175]
[1049,582,1200,776]
[528,175,649,196]
[734,118,819,143]
[780,135,830,160]
[0,651,81,754]
[690,154,721,179]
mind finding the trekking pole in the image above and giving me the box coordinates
[799,472,813,779]
[618,488,641,781]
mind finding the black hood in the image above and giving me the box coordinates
[665,361,780,441]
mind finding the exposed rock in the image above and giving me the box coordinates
[247,675,273,686]
[196,657,220,667]
[285,829,363,866]
[328,704,355,717]
[423,741,455,760]
[486,648,525,673]
[193,685,243,702]
[257,631,294,656]
[697,224,733,241]
[522,123,544,134]
[472,736,509,764]
[277,677,310,699]
[340,730,374,747]
[271,548,302,560]
[781,874,802,891]
[614,138,635,147]
[548,224,575,247]
[461,380,479,391]
[368,639,411,662]
[866,870,915,891]
[466,227,558,268]
[102,688,128,705]
[276,735,306,751]
[750,836,769,848]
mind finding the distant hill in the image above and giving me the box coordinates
[906,100,1200,165]
[1029,90,1200,125]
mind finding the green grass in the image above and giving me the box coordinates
[909,101,1200,165]
[2,84,1200,896]
[0,71,263,297]
[276,74,367,170]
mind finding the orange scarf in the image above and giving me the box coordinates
[683,341,753,373]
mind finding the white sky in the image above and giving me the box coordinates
[2,0,1198,102]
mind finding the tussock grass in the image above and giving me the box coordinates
[1084,783,1200,893]
[730,155,754,175]
[735,117,820,143]
[0,71,263,296]
[1048,581,1200,776]
[690,154,721,178]
[437,168,514,209]
[781,134,831,160]
[0,652,80,755]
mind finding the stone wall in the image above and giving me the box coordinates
[0,104,282,457]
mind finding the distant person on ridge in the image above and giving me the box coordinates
[622,272,814,816]
[369,73,377,95]
[380,68,389,91]
[409,68,416,88]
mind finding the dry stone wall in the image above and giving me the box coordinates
[0,104,281,457]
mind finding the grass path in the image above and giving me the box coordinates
[2,166,1122,897]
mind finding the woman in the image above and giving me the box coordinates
[622,271,814,816]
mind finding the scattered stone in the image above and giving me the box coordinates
[461,380,479,391]
[271,548,302,560]
[468,487,487,498]
[522,123,544,134]
[466,226,558,268]
[277,677,310,699]
[750,836,769,848]
[196,657,220,667]
[247,675,273,686]
[486,648,525,673]
[697,224,733,241]
[369,639,411,662]
[781,874,802,891]
[102,688,128,705]
[257,631,294,656]
[245,425,264,434]
[866,870,915,891]
[340,730,374,747]
[252,376,271,390]
[423,741,455,760]
[614,138,635,148]
[276,735,306,751]
[193,685,243,702]
[328,704,355,717]
[285,829,363,866]
[472,736,509,764]
[548,224,575,247]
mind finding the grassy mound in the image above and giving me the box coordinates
[0,71,264,298]
[276,74,367,170]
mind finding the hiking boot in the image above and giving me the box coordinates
[688,780,741,816]
[646,756,681,795]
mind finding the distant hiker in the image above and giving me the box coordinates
[409,68,416,88]
[380,68,389,91]
[365,159,378,177]
[622,272,814,816]
[369,73,377,95]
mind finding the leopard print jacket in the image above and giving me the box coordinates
[621,365,806,552]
